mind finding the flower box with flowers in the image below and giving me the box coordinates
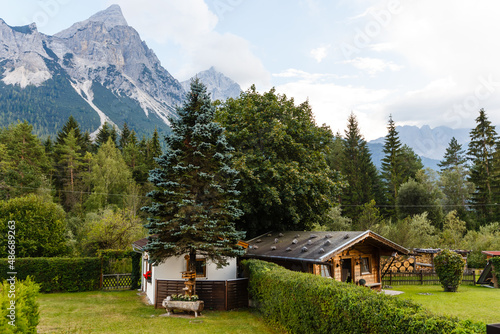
[143,270,152,283]
[162,294,204,317]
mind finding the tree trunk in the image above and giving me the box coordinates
[188,250,197,296]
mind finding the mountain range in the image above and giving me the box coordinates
[0,5,472,171]
[0,5,241,138]
[368,125,471,170]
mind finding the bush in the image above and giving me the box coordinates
[0,276,40,333]
[243,259,485,334]
[0,258,100,292]
[434,249,466,292]
[491,257,500,288]
[0,194,69,258]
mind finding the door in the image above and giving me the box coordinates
[341,259,352,283]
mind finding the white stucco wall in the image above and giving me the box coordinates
[141,252,238,305]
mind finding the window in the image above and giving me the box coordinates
[360,257,371,275]
[319,265,331,278]
[185,256,207,278]
[195,259,206,278]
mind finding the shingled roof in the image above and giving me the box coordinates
[244,230,409,263]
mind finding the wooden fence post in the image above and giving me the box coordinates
[420,271,423,285]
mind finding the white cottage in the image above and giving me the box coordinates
[132,237,248,310]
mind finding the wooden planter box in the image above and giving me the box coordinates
[162,300,204,317]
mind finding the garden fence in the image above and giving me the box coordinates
[101,274,133,290]
[382,270,477,286]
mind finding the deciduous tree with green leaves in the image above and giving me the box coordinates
[142,79,245,276]
[217,86,343,237]
[0,194,68,257]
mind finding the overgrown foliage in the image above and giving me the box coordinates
[218,86,343,237]
[0,277,40,333]
[243,259,484,334]
[0,258,100,292]
[434,249,466,292]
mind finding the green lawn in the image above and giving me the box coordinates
[37,290,281,334]
[390,285,500,324]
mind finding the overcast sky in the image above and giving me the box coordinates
[2,0,500,140]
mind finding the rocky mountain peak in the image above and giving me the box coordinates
[182,67,241,101]
[55,4,128,38]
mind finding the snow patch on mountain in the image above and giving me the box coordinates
[2,64,51,88]
[70,80,116,136]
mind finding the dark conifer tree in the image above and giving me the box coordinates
[109,125,119,147]
[95,122,111,149]
[119,122,131,150]
[56,116,84,147]
[439,137,467,171]
[380,116,405,219]
[340,113,381,221]
[467,108,499,222]
[142,79,245,281]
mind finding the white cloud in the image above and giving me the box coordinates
[273,71,394,140]
[273,69,354,81]
[366,0,500,129]
[310,45,330,63]
[110,0,270,88]
[342,57,402,76]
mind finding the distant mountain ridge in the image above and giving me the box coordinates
[0,5,240,138]
[182,67,241,101]
[368,125,471,170]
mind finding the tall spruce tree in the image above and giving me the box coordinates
[95,122,112,149]
[467,108,499,222]
[439,137,467,171]
[142,79,245,278]
[340,113,381,221]
[380,116,405,218]
[119,122,131,150]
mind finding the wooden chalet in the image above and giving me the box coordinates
[244,230,409,290]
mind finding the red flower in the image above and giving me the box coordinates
[143,270,152,279]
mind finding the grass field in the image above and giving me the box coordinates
[391,285,500,324]
[37,290,281,334]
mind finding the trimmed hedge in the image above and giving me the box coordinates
[0,276,40,333]
[0,258,101,293]
[243,259,485,334]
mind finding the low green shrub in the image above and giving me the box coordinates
[0,276,40,333]
[243,259,485,334]
[0,258,100,292]
[434,249,466,292]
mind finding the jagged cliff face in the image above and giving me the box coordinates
[0,20,52,88]
[0,5,242,138]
